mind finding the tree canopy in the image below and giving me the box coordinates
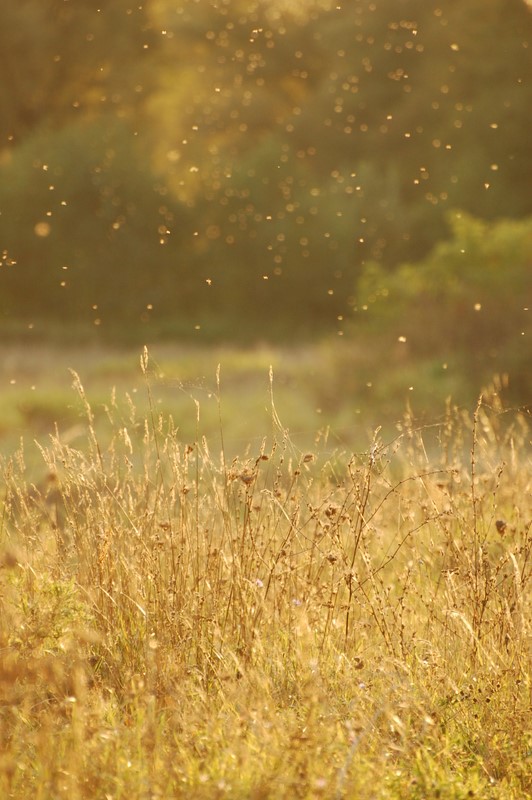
[1,0,531,339]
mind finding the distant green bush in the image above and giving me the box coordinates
[355,212,532,397]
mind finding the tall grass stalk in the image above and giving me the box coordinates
[0,365,530,799]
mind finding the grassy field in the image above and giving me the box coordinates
[0,341,345,454]
[0,337,478,459]
[0,344,531,798]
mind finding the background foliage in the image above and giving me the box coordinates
[0,1,531,385]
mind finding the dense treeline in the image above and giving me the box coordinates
[0,0,531,340]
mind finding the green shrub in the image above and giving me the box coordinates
[355,212,532,399]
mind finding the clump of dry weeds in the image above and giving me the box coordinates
[0,359,530,799]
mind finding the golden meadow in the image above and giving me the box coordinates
[0,348,530,799]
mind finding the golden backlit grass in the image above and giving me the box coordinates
[1,354,531,799]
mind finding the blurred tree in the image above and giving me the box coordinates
[0,0,531,339]
[0,119,195,333]
[0,1,157,141]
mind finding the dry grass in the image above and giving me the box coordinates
[1,354,531,799]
